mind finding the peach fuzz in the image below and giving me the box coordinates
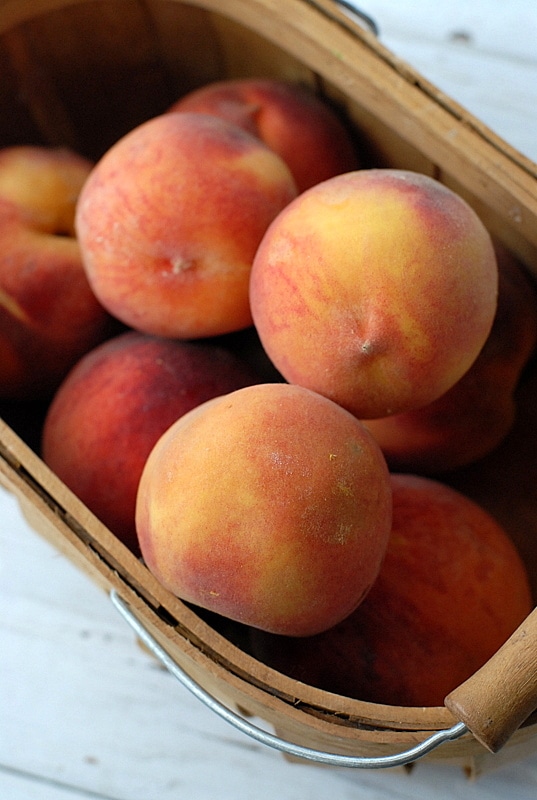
[362,244,537,473]
[75,112,298,339]
[250,474,533,707]
[169,78,360,192]
[41,331,262,554]
[136,382,393,636]
[0,146,114,399]
[250,168,499,420]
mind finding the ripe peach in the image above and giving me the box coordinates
[250,168,499,419]
[0,145,91,233]
[41,331,262,553]
[362,244,537,472]
[250,474,532,707]
[75,112,297,339]
[135,382,393,636]
[0,145,115,399]
[169,78,360,192]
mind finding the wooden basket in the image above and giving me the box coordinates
[1,0,537,776]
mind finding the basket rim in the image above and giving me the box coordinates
[0,415,458,735]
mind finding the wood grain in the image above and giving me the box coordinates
[445,609,537,753]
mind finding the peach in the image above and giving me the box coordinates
[362,244,537,473]
[169,78,360,192]
[41,331,262,553]
[0,145,91,233]
[250,474,532,707]
[250,168,499,419]
[75,112,298,339]
[0,145,115,400]
[135,382,393,636]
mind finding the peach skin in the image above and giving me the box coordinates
[0,145,92,234]
[362,243,537,473]
[136,382,393,636]
[0,145,115,399]
[250,169,499,420]
[251,473,532,707]
[169,78,360,192]
[41,331,262,553]
[76,112,297,339]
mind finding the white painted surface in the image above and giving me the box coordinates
[357,0,537,163]
[3,2,537,798]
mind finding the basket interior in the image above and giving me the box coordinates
[0,1,352,159]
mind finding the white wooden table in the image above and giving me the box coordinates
[2,2,537,798]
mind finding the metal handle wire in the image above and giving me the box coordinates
[110,590,468,769]
[333,1,380,36]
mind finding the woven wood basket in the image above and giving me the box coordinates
[1,0,537,777]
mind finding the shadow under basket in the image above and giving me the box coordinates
[2,0,537,778]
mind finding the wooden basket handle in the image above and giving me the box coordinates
[445,606,537,753]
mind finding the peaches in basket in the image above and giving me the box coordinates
[20,75,536,708]
[360,243,537,473]
[41,331,263,554]
[250,474,533,707]
[168,77,360,192]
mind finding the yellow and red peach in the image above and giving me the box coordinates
[250,473,532,707]
[135,382,393,636]
[41,331,262,553]
[169,78,360,192]
[362,244,537,472]
[0,145,115,399]
[0,145,92,233]
[75,112,298,339]
[250,168,499,419]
